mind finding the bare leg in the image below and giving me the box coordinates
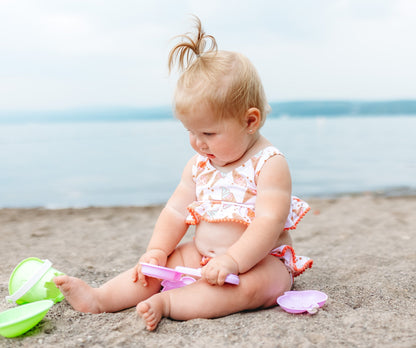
[54,269,162,313]
[137,256,291,331]
[54,241,203,314]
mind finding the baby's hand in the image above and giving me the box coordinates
[132,249,167,287]
[201,254,239,286]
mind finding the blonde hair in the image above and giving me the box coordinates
[168,16,270,125]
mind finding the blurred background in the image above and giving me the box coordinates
[0,0,415,208]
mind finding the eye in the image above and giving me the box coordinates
[203,132,215,136]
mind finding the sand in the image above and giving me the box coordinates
[0,193,415,347]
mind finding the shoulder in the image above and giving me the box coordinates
[256,150,291,188]
[262,145,284,158]
[260,151,289,175]
[249,136,283,162]
[183,154,199,175]
[176,155,198,196]
[252,144,285,177]
[182,154,207,184]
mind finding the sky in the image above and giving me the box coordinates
[0,0,415,111]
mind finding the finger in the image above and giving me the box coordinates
[138,272,148,287]
[134,263,148,286]
[206,269,220,285]
[149,257,158,265]
[217,272,227,286]
[200,267,211,283]
[206,276,216,285]
[200,265,209,280]
[131,265,139,282]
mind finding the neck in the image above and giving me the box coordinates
[213,133,266,171]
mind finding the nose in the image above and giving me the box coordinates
[195,137,207,151]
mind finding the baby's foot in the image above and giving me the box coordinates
[137,295,167,331]
[53,275,101,313]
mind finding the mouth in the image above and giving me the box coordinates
[206,154,216,159]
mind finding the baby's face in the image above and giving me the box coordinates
[177,104,253,169]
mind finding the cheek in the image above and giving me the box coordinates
[189,134,198,150]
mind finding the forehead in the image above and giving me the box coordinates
[176,103,220,128]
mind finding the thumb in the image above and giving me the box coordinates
[149,258,158,265]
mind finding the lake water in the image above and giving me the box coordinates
[0,115,415,208]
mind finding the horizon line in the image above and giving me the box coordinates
[1,98,416,114]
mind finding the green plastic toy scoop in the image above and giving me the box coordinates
[0,300,54,338]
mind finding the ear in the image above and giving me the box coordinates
[245,107,261,133]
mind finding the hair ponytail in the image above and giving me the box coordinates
[170,16,270,125]
[168,16,217,73]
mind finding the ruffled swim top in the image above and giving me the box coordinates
[185,146,310,230]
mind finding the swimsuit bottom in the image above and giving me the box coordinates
[200,245,313,282]
[270,245,313,281]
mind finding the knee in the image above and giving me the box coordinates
[240,279,259,302]
[240,267,291,309]
[238,275,274,309]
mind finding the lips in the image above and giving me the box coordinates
[206,154,215,159]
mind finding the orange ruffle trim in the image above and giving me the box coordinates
[186,202,310,231]
[186,208,250,226]
[270,245,313,277]
[284,204,311,231]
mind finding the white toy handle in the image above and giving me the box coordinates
[5,259,52,303]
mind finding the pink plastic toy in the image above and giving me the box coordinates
[140,262,240,291]
[160,277,196,291]
[277,290,328,314]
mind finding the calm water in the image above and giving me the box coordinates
[0,115,415,208]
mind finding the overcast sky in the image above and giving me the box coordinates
[1,0,415,110]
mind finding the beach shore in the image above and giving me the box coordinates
[1,193,415,347]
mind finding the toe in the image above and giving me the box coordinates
[137,301,150,316]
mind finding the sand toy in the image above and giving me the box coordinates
[0,300,54,338]
[140,262,239,290]
[277,290,328,314]
[6,258,64,305]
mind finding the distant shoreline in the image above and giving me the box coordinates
[1,188,415,211]
[1,100,416,124]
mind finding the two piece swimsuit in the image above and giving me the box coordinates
[185,146,313,280]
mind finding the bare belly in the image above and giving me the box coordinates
[194,220,293,258]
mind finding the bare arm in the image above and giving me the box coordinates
[227,154,291,272]
[202,154,292,284]
[133,156,197,284]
